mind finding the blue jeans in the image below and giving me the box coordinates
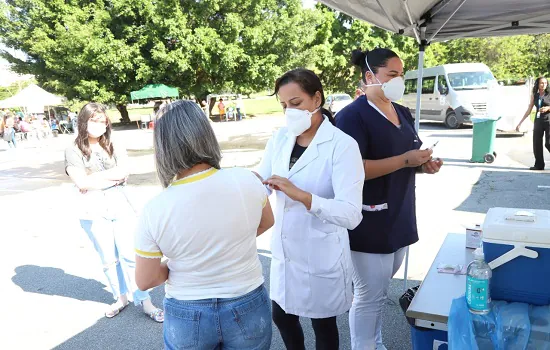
[6,129,16,148]
[164,285,272,350]
[80,216,150,305]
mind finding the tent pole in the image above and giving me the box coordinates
[413,43,426,133]
[403,0,420,43]
[405,30,427,292]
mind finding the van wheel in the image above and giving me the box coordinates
[444,111,461,129]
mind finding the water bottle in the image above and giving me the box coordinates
[466,248,492,315]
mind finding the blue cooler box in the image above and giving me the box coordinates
[410,326,448,350]
[482,208,550,305]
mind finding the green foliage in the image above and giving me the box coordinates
[0,0,316,121]
[307,5,550,93]
[0,78,36,101]
[2,0,550,111]
[308,6,405,95]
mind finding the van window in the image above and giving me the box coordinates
[437,75,448,94]
[405,79,417,94]
[422,77,435,94]
[448,71,496,90]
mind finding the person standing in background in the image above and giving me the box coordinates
[2,112,17,148]
[65,102,163,322]
[257,68,364,350]
[516,76,550,170]
[218,98,226,121]
[236,96,245,120]
[336,48,443,350]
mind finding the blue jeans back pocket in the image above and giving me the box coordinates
[164,299,200,349]
[231,288,271,340]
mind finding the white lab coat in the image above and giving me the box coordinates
[257,116,365,318]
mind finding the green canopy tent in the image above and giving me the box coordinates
[130,84,179,102]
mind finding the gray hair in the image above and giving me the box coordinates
[154,100,221,188]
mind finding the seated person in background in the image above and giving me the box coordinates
[51,118,59,131]
[18,117,31,139]
[14,118,21,132]
[226,103,236,121]
[19,117,31,132]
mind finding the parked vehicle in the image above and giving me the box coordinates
[325,93,353,116]
[402,63,498,129]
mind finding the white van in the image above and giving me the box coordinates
[402,63,498,129]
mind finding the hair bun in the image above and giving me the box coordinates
[351,49,367,67]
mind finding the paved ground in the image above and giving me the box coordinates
[2,115,549,349]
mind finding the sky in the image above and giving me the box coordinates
[302,0,317,9]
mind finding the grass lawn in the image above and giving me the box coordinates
[108,96,282,124]
[107,106,153,123]
[242,96,281,116]
[211,96,282,116]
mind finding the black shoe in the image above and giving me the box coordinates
[530,166,545,170]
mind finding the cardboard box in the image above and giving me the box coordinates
[466,225,482,249]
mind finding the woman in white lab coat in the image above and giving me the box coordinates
[256,68,365,349]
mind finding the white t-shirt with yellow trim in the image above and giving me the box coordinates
[135,167,267,300]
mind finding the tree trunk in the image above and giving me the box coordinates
[116,104,131,124]
[208,97,216,115]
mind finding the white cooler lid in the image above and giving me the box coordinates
[482,207,550,246]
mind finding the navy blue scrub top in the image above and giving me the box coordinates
[336,95,422,254]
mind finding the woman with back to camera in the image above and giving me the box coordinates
[65,103,163,321]
[336,48,443,350]
[256,68,365,350]
[134,100,274,350]
[516,76,550,170]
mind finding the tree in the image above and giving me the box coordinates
[0,0,316,122]
[0,0,162,122]
[442,35,549,80]
[144,0,317,99]
[0,78,36,101]
[307,5,434,95]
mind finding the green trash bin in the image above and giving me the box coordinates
[471,118,499,163]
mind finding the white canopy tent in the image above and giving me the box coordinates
[0,84,64,113]
[318,0,550,289]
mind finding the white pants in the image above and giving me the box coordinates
[349,248,407,350]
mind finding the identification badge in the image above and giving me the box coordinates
[362,203,388,212]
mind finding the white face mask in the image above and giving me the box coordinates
[87,122,107,138]
[364,57,405,102]
[285,107,319,136]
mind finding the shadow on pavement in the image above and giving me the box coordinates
[19,254,417,350]
[12,265,113,304]
[442,158,532,172]
[53,285,166,350]
[12,264,166,350]
[419,122,472,131]
[455,169,550,214]
[1,160,67,181]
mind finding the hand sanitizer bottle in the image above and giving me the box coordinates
[466,248,492,315]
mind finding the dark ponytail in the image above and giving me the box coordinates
[274,68,335,125]
[351,48,399,83]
